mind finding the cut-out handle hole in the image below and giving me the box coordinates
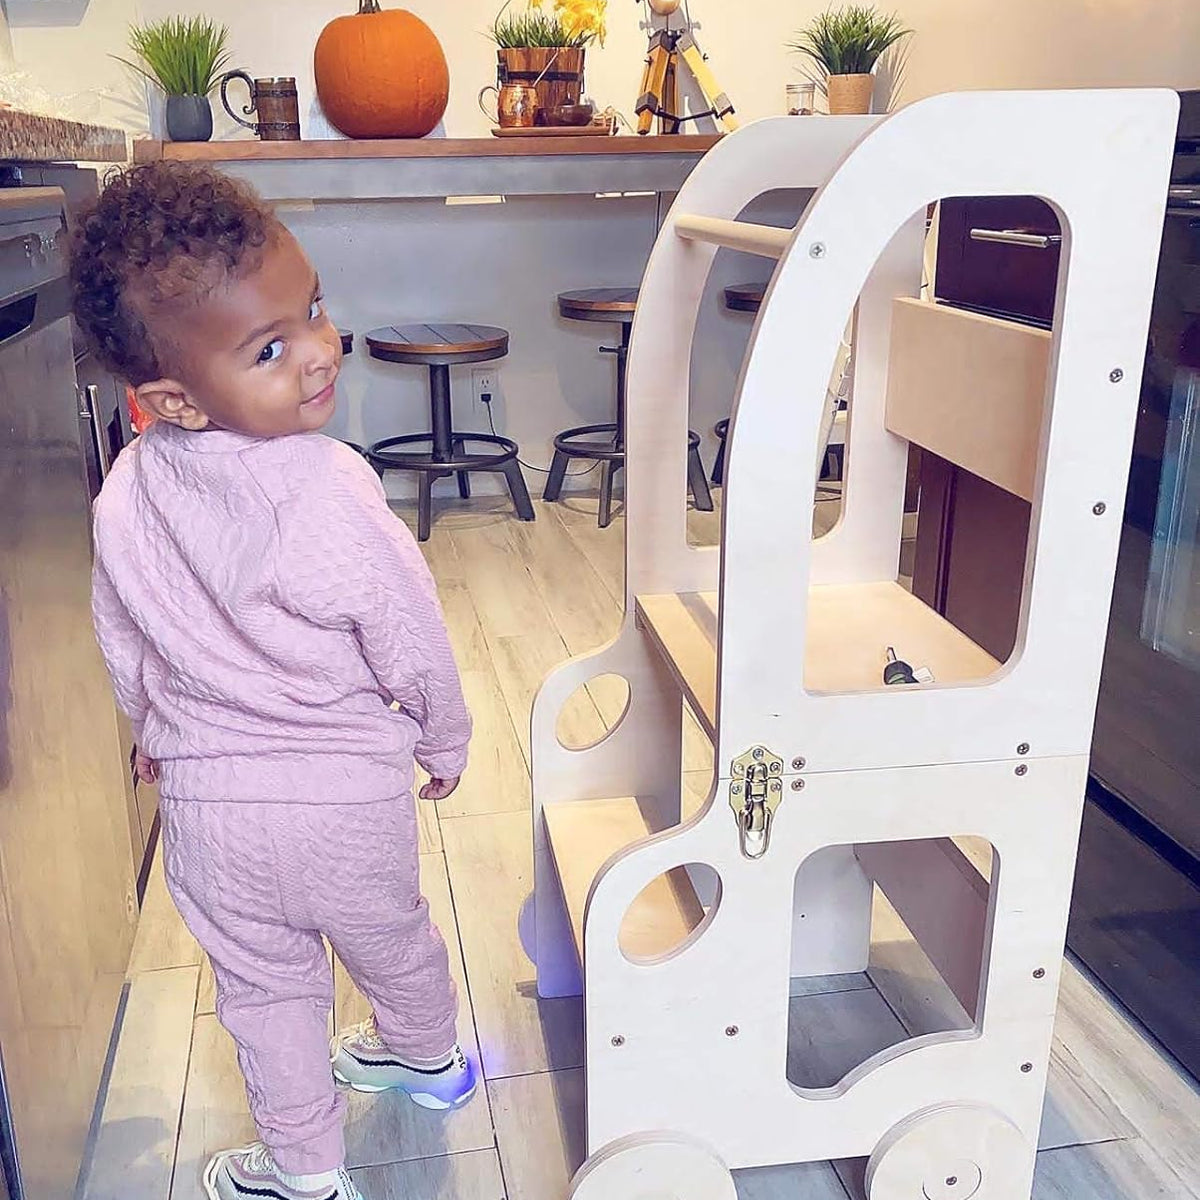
[556,673,631,751]
[620,863,721,964]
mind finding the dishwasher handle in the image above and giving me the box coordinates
[79,384,113,479]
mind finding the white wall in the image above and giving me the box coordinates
[9,1,1199,497]
[11,1,1200,140]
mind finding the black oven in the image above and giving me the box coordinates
[1068,105,1200,1080]
[929,93,1200,1081]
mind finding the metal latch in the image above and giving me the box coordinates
[730,746,784,859]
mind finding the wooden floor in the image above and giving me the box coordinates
[83,491,1200,1200]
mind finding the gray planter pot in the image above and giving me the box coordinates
[166,94,213,142]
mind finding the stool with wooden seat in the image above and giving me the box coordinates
[336,329,368,457]
[545,287,713,529]
[365,323,534,542]
[717,282,848,487]
[711,283,767,485]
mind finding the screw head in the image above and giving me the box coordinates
[1033,967,1046,980]
[1093,501,1107,516]
[809,241,826,259]
[768,760,782,774]
[791,778,805,791]
[1109,368,1124,383]
[1017,742,1030,756]
[752,746,764,760]
[1015,764,1029,777]
[770,779,781,792]
[792,757,806,770]
[1021,1061,1034,1073]
[611,1035,625,1047]
[731,782,742,795]
[725,1025,739,1037]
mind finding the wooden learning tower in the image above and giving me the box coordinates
[527,91,1177,1199]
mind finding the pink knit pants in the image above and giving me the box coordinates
[160,794,458,1174]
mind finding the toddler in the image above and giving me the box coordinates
[72,162,474,1200]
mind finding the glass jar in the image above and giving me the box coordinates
[786,82,816,116]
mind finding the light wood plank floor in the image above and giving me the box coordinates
[85,492,1200,1200]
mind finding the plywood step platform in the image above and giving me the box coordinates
[542,796,704,964]
[635,581,1001,739]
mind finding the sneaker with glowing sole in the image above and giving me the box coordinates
[331,1018,476,1110]
[203,1142,361,1200]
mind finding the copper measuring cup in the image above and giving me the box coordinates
[478,83,539,129]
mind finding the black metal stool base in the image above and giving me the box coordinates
[543,422,623,528]
[368,431,535,542]
[712,418,730,486]
[687,431,715,515]
[544,422,713,529]
[547,300,712,527]
[712,416,845,487]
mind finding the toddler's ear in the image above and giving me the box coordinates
[133,378,210,431]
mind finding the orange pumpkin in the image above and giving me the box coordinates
[315,1,449,139]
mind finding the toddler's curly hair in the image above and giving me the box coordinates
[70,161,278,385]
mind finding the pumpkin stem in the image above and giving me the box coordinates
[357,0,381,12]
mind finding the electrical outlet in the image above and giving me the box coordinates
[472,367,497,407]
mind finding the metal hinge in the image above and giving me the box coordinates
[730,746,784,859]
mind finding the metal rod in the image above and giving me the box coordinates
[429,364,453,463]
[969,228,1062,249]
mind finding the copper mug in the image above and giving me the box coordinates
[220,72,301,141]
[478,82,538,129]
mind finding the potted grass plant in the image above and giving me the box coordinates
[489,0,606,124]
[119,16,230,141]
[790,5,910,116]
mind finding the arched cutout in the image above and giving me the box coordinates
[885,196,1066,667]
[556,673,631,751]
[787,836,996,1093]
[619,863,722,965]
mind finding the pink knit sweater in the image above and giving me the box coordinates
[91,422,471,804]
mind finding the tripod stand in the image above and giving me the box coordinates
[636,23,737,135]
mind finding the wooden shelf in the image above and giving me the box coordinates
[133,134,721,163]
[543,797,704,964]
[132,134,720,201]
[636,582,1001,738]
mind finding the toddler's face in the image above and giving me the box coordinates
[143,228,342,438]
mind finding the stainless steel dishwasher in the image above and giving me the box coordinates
[0,187,138,1198]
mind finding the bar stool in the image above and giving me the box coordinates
[545,287,713,528]
[336,330,368,457]
[365,323,535,542]
[716,283,848,487]
[712,284,766,485]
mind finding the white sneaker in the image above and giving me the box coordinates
[331,1017,477,1110]
[203,1142,361,1200]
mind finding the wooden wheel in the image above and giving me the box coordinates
[866,1105,1029,1200]
[569,1133,736,1200]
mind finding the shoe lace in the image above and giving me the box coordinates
[235,1142,357,1198]
[332,1015,386,1057]
[241,1143,277,1174]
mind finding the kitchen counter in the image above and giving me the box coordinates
[132,134,721,200]
[0,107,125,163]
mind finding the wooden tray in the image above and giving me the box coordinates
[492,124,612,138]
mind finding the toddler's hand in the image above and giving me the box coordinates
[420,776,460,802]
[133,747,158,785]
